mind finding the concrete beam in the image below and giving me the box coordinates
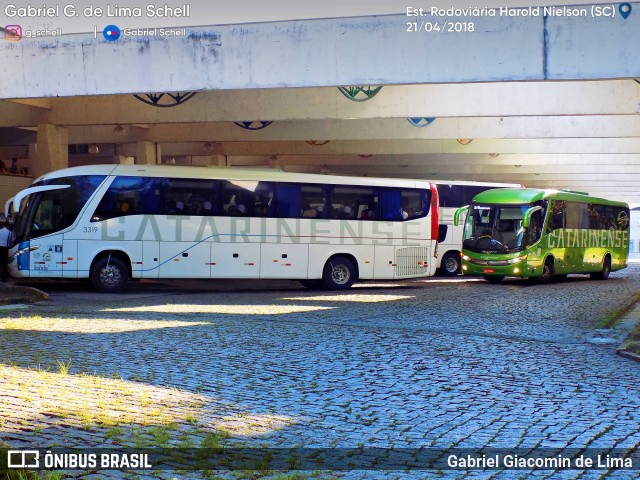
[64,115,640,143]
[226,153,640,167]
[2,7,639,99]
[5,99,52,110]
[3,82,633,128]
[131,140,640,156]
[0,101,47,127]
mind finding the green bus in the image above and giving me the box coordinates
[453,188,630,283]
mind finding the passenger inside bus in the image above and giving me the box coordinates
[302,205,317,218]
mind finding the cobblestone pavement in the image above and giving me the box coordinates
[2,265,640,480]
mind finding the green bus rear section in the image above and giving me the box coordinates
[461,188,630,279]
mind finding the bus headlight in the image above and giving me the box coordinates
[12,244,40,258]
[507,255,527,264]
[462,255,470,261]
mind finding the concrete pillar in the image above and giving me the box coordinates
[27,144,37,176]
[135,141,159,165]
[115,155,134,165]
[34,124,68,178]
[193,155,228,167]
[214,155,228,167]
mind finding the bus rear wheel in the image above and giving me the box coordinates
[440,252,461,276]
[91,256,128,293]
[322,257,356,290]
[591,256,611,280]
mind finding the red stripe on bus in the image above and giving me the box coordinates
[430,183,439,242]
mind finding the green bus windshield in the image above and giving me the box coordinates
[463,203,545,253]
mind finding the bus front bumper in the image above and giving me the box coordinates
[8,242,33,278]
[461,255,533,277]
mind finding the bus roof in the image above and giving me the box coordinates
[472,188,628,207]
[430,180,522,188]
[33,164,434,189]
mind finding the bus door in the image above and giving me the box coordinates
[11,185,73,279]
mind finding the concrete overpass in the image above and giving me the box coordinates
[1,1,640,205]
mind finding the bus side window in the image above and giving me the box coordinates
[588,204,603,229]
[527,211,542,245]
[276,183,302,218]
[566,202,589,229]
[547,200,565,232]
[93,176,160,221]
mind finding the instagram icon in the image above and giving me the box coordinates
[4,25,22,41]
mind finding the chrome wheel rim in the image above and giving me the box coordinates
[331,264,350,285]
[100,265,121,287]
[444,257,458,273]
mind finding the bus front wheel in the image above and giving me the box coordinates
[591,256,611,280]
[322,257,356,290]
[540,257,555,284]
[91,256,129,293]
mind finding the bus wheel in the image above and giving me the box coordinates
[91,256,128,293]
[591,255,611,280]
[441,252,461,276]
[322,257,356,290]
[484,276,504,283]
[299,280,323,289]
[540,257,555,284]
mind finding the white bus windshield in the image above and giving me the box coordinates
[11,175,105,246]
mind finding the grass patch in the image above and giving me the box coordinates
[55,360,71,375]
[594,292,640,329]
[620,322,640,355]
[0,286,49,305]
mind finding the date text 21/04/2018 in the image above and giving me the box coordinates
[406,21,475,33]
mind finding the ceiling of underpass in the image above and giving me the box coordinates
[2,79,640,206]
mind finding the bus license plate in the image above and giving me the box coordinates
[483,268,495,273]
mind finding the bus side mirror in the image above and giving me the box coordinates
[453,205,469,226]
[4,198,13,217]
[522,206,543,228]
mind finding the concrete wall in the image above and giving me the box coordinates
[0,174,33,212]
[1,4,639,99]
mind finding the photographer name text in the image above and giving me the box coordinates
[5,3,190,18]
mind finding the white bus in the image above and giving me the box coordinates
[6,165,440,292]
[430,180,523,275]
